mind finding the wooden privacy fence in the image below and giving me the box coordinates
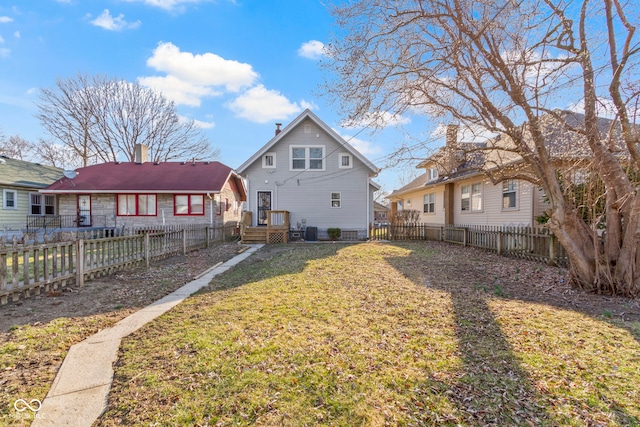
[0,223,239,305]
[370,223,569,267]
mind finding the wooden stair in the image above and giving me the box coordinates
[242,227,267,244]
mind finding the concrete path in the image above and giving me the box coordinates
[32,244,264,427]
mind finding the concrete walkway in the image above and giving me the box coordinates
[32,244,264,427]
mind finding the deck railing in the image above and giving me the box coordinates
[26,215,108,232]
[266,210,290,244]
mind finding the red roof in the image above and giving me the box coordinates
[43,161,244,196]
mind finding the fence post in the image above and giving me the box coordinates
[463,228,468,247]
[497,231,503,255]
[182,229,187,255]
[206,226,210,248]
[76,238,85,286]
[548,233,557,266]
[144,232,150,268]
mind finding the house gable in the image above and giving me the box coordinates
[237,110,380,238]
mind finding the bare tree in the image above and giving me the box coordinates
[36,74,219,166]
[0,135,35,160]
[34,138,84,169]
[324,0,640,296]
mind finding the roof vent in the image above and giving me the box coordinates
[180,161,186,165]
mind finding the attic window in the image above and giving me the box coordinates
[262,152,276,168]
[428,167,438,181]
[339,153,352,169]
[304,124,312,133]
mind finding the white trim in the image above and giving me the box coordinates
[338,153,353,169]
[502,179,518,210]
[3,189,17,209]
[290,145,326,172]
[330,191,341,208]
[262,152,276,168]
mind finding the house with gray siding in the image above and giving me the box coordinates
[237,109,380,241]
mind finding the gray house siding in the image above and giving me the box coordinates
[240,112,378,240]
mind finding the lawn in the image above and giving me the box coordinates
[98,242,640,426]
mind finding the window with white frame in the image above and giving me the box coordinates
[331,192,341,208]
[339,153,352,169]
[30,193,55,215]
[502,180,517,209]
[3,189,17,209]
[117,194,157,216]
[290,145,325,171]
[423,192,435,213]
[461,183,483,212]
[428,167,438,181]
[262,152,276,168]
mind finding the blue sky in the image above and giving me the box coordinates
[0,0,437,194]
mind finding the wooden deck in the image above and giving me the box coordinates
[240,210,290,244]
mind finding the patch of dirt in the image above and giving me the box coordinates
[0,243,251,333]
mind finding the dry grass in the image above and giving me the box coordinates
[0,243,242,426]
[98,242,640,426]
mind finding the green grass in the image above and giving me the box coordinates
[98,242,640,426]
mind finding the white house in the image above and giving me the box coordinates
[237,109,380,241]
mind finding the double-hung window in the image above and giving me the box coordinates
[502,180,517,209]
[423,192,435,213]
[175,195,204,215]
[461,183,483,212]
[331,192,341,208]
[117,194,157,216]
[30,193,55,215]
[3,189,17,209]
[291,145,325,171]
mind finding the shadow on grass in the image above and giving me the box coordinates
[199,242,351,294]
[385,240,640,425]
[386,252,551,425]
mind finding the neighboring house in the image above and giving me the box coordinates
[386,111,611,227]
[42,148,246,230]
[237,109,380,240]
[0,156,63,234]
[374,201,390,223]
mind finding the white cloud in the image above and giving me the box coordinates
[138,74,221,106]
[298,40,326,60]
[26,87,38,95]
[342,111,411,129]
[147,42,257,91]
[140,42,258,106]
[0,36,4,43]
[91,9,141,31]
[122,0,209,11]
[179,115,215,129]
[0,48,10,58]
[227,85,302,123]
[13,31,20,38]
[567,98,620,119]
[335,131,382,157]
[0,16,13,24]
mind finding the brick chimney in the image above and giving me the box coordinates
[134,144,148,164]
[275,123,282,136]
[445,124,460,173]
